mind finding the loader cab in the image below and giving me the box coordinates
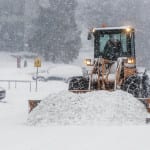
[88,26,135,61]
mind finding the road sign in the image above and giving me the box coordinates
[34,57,41,92]
[34,57,41,67]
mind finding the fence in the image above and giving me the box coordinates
[0,80,33,92]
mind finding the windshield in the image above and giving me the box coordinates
[94,31,135,60]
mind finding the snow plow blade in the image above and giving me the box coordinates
[28,100,41,113]
[138,98,150,113]
[69,90,91,93]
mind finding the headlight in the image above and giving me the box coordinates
[127,57,135,64]
[84,59,92,66]
[126,27,131,32]
[92,28,96,33]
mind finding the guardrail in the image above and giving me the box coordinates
[0,80,33,92]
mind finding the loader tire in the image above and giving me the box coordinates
[68,76,89,90]
[122,74,150,98]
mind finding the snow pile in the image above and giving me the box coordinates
[27,90,147,126]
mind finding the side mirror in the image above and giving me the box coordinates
[87,32,92,40]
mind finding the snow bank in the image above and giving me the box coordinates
[27,90,147,126]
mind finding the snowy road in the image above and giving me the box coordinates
[1,125,150,150]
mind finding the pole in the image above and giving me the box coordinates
[8,81,10,89]
[30,81,31,92]
[15,81,17,88]
[35,67,38,92]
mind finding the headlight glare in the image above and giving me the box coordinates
[84,59,92,66]
[127,57,135,64]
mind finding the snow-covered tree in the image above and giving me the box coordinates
[28,0,81,63]
[0,0,25,51]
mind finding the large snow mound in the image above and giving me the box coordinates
[27,90,147,126]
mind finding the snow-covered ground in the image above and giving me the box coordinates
[0,51,150,150]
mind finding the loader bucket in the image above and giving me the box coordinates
[146,98,150,113]
[69,90,91,94]
[28,100,41,113]
[138,98,150,113]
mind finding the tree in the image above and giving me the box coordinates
[28,0,81,63]
[0,0,25,51]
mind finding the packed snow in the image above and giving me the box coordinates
[27,90,147,126]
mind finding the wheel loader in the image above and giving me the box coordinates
[68,26,150,107]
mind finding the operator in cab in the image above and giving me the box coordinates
[103,34,122,60]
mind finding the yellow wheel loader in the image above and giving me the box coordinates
[68,26,150,107]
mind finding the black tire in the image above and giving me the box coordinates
[68,76,89,90]
[122,74,150,98]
